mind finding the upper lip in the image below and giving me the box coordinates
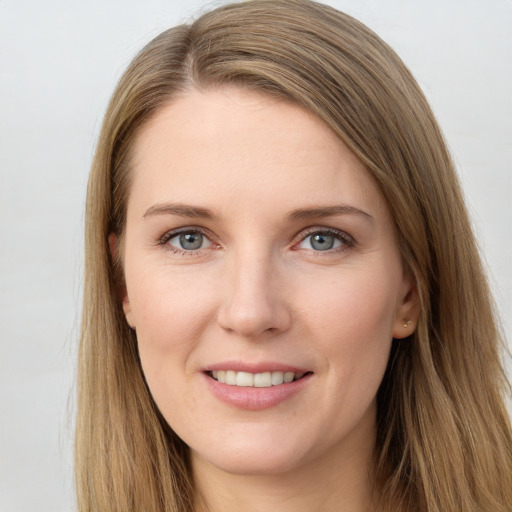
[202,361,311,374]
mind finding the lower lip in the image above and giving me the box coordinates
[202,373,313,410]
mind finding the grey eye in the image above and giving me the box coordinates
[299,232,342,251]
[169,231,211,251]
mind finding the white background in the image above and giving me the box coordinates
[0,1,510,510]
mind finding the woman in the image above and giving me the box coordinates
[76,1,512,510]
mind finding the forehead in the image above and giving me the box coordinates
[128,87,388,221]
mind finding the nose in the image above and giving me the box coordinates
[217,252,292,339]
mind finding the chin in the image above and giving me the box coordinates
[205,450,304,476]
[189,429,316,477]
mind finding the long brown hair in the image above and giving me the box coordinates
[76,1,512,510]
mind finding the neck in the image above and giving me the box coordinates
[192,412,377,512]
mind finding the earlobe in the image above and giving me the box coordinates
[392,277,420,339]
[122,297,136,330]
[108,233,136,330]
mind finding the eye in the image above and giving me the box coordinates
[297,229,352,252]
[167,230,212,251]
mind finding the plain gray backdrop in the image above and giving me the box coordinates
[1,1,511,510]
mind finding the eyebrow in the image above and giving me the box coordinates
[143,202,373,223]
[287,205,374,223]
[143,203,217,220]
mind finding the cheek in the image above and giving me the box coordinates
[125,265,218,377]
[295,268,398,398]
[296,266,399,345]
[129,275,216,422]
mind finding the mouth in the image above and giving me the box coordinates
[206,370,312,388]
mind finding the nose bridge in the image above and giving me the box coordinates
[218,242,290,338]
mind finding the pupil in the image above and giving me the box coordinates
[311,234,334,251]
[180,232,203,250]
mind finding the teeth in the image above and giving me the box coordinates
[236,371,254,387]
[254,372,271,387]
[271,371,284,385]
[284,371,294,383]
[211,370,304,387]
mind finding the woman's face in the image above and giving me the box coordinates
[120,88,417,477]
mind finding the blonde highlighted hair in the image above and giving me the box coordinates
[76,1,512,510]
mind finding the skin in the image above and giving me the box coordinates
[119,88,419,512]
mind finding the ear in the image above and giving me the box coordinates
[392,272,420,339]
[108,233,136,330]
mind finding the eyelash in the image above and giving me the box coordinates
[157,226,355,256]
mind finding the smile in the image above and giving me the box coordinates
[203,367,314,410]
[209,370,307,387]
